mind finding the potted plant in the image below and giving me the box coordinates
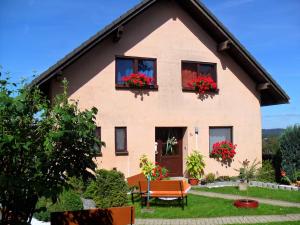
[234,159,261,208]
[188,75,217,94]
[186,151,205,185]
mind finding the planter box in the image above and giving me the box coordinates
[50,206,135,225]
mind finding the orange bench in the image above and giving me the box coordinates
[127,173,147,203]
[139,180,191,210]
[50,206,135,225]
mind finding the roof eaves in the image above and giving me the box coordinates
[191,0,289,103]
[31,0,157,86]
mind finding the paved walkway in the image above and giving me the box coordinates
[189,190,300,208]
[136,214,300,225]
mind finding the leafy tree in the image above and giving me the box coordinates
[279,125,300,181]
[0,74,103,225]
[262,136,280,155]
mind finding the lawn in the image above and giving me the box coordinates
[230,222,300,225]
[131,194,300,218]
[192,186,300,203]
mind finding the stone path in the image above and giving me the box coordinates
[189,190,300,208]
[135,214,300,225]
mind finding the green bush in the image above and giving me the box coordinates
[216,176,230,181]
[34,190,83,222]
[256,160,276,182]
[205,173,216,183]
[83,169,129,208]
[279,125,300,181]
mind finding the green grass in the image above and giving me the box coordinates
[230,222,300,225]
[192,186,300,203]
[131,194,300,218]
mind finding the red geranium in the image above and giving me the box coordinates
[188,75,217,94]
[122,73,153,88]
[150,163,168,180]
[210,140,237,163]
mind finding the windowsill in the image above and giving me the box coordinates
[115,151,129,156]
[182,87,219,94]
[115,84,158,90]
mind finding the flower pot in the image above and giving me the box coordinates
[234,199,259,208]
[189,178,199,185]
[238,182,248,191]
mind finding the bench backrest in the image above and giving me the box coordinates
[127,173,146,188]
[50,206,135,225]
[139,180,186,193]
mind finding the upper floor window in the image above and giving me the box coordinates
[116,56,157,87]
[209,127,232,153]
[182,61,217,90]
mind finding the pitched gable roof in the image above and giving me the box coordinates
[31,0,289,106]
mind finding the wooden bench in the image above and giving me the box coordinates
[139,180,191,209]
[127,173,147,203]
[50,206,135,225]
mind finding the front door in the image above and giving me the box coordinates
[155,127,183,177]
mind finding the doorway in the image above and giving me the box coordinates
[155,127,185,177]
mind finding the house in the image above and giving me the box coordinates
[32,0,289,177]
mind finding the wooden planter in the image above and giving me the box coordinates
[50,206,135,225]
[234,199,259,208]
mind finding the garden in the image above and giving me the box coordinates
[1,74,299,225]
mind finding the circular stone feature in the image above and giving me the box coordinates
[234,199,259,208]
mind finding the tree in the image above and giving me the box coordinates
[0,74,103,225]
[279,125,300,181]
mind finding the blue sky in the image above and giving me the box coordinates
[0,0,299,128]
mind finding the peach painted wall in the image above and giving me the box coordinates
[49,1,262,177]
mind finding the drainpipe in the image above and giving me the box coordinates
[195,127,199,149]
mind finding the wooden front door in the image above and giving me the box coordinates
[155,127,183,177]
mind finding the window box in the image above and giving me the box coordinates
[182,61,218,94]
[115,56,157,89]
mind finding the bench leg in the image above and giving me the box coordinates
[186,196,188,206]
[181,197,184,210]
[131,192,134,204]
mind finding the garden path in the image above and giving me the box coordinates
[136,213,300,225]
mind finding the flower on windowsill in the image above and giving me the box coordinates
[188,75,217,94]
[210,140,237,164]
[122,73,153,88]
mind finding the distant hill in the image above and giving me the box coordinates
[262,128,285,138]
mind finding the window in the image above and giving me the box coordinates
[116,56,157,87]
[182,61,217,89]
[95,127,102,156]
[115,127,128,155]
[209,127,232,152]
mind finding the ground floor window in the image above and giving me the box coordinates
[95,127,102,156]
[209,127,233,153]
[115,127,128,155]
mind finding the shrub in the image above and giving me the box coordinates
[205,173,216,183]
[256,160,276,182]
[216,176,230,181]
[235,159,260,182]
[279,125,300,182]
[34,189,83,222]
[83,169,129,208]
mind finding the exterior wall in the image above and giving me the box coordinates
[49,1,262,177]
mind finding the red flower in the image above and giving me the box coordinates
[122,73,153,88]
[188,74,217,94]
